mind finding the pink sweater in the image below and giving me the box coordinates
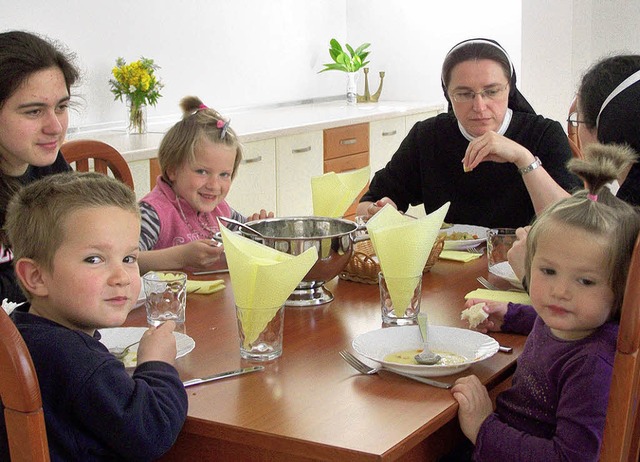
[140,177,232,250]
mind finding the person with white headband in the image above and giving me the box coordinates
[572,54,640,205]
[508,55,640,284]
[357,38,581,228]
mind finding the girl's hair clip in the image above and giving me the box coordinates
[217,118,231,139]
[587,193,598,202]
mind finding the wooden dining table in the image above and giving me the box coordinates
[124,255,527,462]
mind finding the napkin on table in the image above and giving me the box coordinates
[187,279,225,294]
[311,166,370,217]
[464,288,531,305]
[365,202,450,315]
[219,225,318,347]
[439,250,483,262]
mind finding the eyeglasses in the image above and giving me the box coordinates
[566,112,587,127]
[449,84,508,103]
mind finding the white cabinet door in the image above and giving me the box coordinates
[404,110,441,134]
[226,139,277,217]
[369,117,405,176]
[276,131,323,217]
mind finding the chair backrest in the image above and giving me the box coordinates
[0,309,50,461]
[600,234,640,461]
[567,97,584,159]
[61,139,135,190]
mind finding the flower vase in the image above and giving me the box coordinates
[346,72,358,106]
[126,98,147,135]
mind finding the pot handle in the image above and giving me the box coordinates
[352,224,371,243]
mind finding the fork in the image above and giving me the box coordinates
[466,247,484,254]
[476,276,501,291]
[339,350,452,389]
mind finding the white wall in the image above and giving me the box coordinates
[1,0,521,132]
[346,0,522,109]
[1,0,348,128]
[521,0,640,124]
[5,0,639,132]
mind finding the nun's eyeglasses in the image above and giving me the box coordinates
[567,112,587,127]
[450,84,508,103]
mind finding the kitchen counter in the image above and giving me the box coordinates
[66,99,443,163]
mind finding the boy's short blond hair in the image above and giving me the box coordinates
[5,172,139,283]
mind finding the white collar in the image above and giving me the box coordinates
[458,108,513,141]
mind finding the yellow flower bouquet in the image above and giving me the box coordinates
[109,57,163,134]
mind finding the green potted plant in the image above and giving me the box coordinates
[319,38,371,104]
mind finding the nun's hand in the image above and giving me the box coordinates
[462,131,535,172]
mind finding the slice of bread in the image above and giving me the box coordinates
[461,302,489,328]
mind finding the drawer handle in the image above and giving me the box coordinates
[339,138,357,145]
[242,156,263,164]
[291,146,312,154]
[381,130,397,137]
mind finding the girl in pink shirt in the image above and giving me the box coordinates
[138,96,271,273]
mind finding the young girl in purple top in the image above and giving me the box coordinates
[138,96,271,274]
[455,143,640,461]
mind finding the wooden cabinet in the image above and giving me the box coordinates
[226,139,277,217]
[323,123,369,220]
[276,131,323,217]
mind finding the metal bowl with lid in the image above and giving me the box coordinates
[242,216,363,307]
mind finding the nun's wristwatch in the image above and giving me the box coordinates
[518,157,542,176]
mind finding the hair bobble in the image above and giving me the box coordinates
[217,118,231,139]
[198,104,208,110]
[587,193,598,202]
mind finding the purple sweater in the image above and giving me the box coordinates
[474,306,618,462]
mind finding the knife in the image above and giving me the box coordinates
[182,366,264,388]
[382,368,452,389]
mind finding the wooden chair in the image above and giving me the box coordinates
[567,97,584,159]
[62,139,135,190]
[0,309,50,461]
[600,234,640,461]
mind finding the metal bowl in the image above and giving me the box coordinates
[243,216,359,306]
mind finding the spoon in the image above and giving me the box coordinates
[109,340,141,360]
[414,313,441,365]
[218,216,267,239]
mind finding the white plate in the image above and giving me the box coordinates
[489,261,524,289]
[352,325,499,377]
[441,224,488,250]
[99,327,195,367]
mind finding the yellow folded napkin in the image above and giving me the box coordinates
[365,202,450,315]
[186,279,225,294]
[464,288,531,305]
[311,166,370,217]
[439,250,483,262]
[219,225,318,347]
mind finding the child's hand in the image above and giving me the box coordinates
[136,321,178,366]
[507,226,530,282]
[247,209,274,221]
[180,239,225,270]
[463,299,508,332]
[451,375,493,444]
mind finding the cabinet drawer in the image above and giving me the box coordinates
[324,151,369,173]
[323,123,369,160]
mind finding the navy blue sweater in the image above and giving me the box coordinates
[1,309,188,461]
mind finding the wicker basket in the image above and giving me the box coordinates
[339,235,445,284]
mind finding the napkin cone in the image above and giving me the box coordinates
[219,225,318,347]
[311,166,370,217]
[366,202,450,315]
